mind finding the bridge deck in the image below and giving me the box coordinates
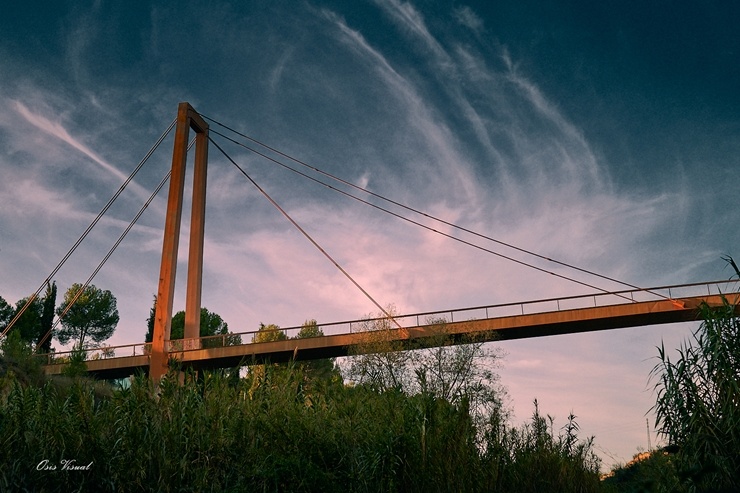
[42,291,740,379]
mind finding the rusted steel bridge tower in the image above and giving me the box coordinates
[150,102,209,382]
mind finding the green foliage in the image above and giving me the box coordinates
[37,281,57,353]
[56,284,119,350]
[486,400,602,492]
[253,322,287,343]
[170,307,226,340]
[0,285,57,354]
[0,295,12,329]
[0,330,44,388]
[0,309,603,491]
[602,450,684,493]
[144,295,156,343]
[1,327,33,361]
[347,312,506,437]
[294,320,343,392]
[346,307,417,391]
[295,319,323,338]
[146,302,242,348]
[61,347,88,378]
[10,295,44,344]
[650,297,740,491]
[0,365,603,492]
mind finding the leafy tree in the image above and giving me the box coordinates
[252,323,287,343]
[346,309,507,451]
[413,318,504,403]
[170,308,227,340]
[171,307,242,348]
[0,328,43,384]
[61,347,89,378]
[0,296,12,329]
[295,319,322,339]
[346,306,415,391]
[0,327,32,361]
[293,319,343,389]
[1,285,56,352]
[144,295,156,343]
[346,309,505,405]
[36,282,56,353]
[145,301,241,348]
[56,284,119,350]
[8,296,43,344]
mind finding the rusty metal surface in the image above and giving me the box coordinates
[43,292,739,379]
[150,102,209,382]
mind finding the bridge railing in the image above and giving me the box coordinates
[164,279,740,353]
[37,342,152,365]
[38,279,739,362]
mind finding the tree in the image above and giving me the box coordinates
[144,295,156,343]
[56,284,119,350]
[36,282,56,353]
[171,307,242,348]
[170,308,227,340]
[1,285,56,352]
[346,309,507,451]
[145,301,241,349]
[345,306,415,392]
[8,296,43,345]
[245,324,288,393]
[293,319,342,388]
[252,323,287,343]
[0,296,12,330]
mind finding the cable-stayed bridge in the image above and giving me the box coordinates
[3,102,735,380]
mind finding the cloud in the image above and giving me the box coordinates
[507,358,543,369]
[14,101,130,184]
[374,0,449,62]
[267,46,296,94]
[324,11,481,206]
[0,170,83,221]
[454,6,484,34]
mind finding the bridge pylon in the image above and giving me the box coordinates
[150,102,209,382]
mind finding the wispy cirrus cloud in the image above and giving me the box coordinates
[373,0,449,62]
[454,6,484,34]
[14,101,129,183]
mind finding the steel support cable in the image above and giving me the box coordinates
[37,136,196,352]
[36,167,175,351]
[203,116,673,301]
[209,136,403,329]
[209,129,635,303]
[2,118,178,339]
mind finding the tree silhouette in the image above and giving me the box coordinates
[56,284,119,350]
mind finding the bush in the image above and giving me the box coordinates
[651,297,740,491]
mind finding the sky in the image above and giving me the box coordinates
[1,0,739,469]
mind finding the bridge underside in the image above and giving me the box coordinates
[42,292,739,380]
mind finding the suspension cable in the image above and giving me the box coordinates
[209,136,403,329]
[37,136,196,351]
[203,115,652,296]
[2,118,177,339]
[208,129,635,302]
[36,168,174,351]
